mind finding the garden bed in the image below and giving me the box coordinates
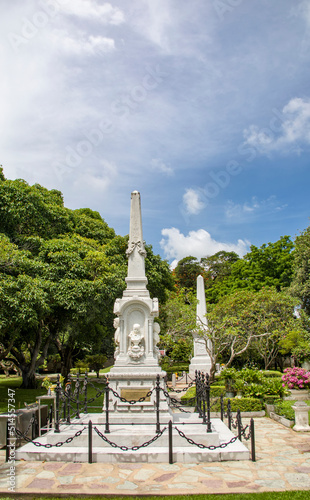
[269,411,294,428]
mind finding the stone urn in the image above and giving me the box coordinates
[287,389,310,401]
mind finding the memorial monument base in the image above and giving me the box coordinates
[105,369,173,423]
[16,414,250,463]
[189,357,212,378]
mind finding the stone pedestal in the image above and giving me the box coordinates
[284,389,310,401]
[292,402,310,432]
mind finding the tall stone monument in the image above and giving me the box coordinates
[107,191,171,422]
[189,275,212,376]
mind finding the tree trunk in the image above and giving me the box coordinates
[60,345,73,382]
[20,365,38,389]
[209,359,217,382]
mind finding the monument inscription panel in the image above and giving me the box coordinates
[121,388,151,402]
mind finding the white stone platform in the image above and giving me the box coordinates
[16,413,250,463]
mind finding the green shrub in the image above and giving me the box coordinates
[180,385,226,403]
[262,377,287,397]
[274,400,295,421]
[210,385,225,397]
[273,400,310,424]
[262,370,283,378]
[264,395,281,404]
[212,397,263,412]
[231,397,263,412]
[237,367,265,384]
[241,378,286,399]
[242,382,265,398]
[165,364,189,373]
[74,360,89,372]
[211,378,225,386]
[181,387,263,412]
[181,386,196,406]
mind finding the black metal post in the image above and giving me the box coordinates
[55,374,60,433]
[250,418,256,462]
[196,371,203,418]
[237,409,242,441]
[66,374,71,425]
[201,373,206,424]
[48,404,53,430]
[168,420,173,464]
[31,412,36,440]
[88,420,92,464]
[227,399,232,430]
[194,370,199,414]
[105,377,110,434]
[206,374,212,433]
[156,374,161,433]
[220,395,224,421]
[84,372,88,413]
[76,373,80,419]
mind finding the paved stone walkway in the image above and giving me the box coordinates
[0,417,310,496]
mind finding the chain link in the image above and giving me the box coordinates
[109,387,154,404]
[160,388,191,413]
[94,426,167,451]
[241,424,251,440]
[174,426,239,450]
[14,426,87,448]
[166,381,195,393]
[22,415,36,437]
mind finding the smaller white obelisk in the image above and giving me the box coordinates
[189,275,212,376]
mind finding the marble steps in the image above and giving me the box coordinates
[15,417,250,463]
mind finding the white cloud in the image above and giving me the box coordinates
[183,188,205,215]
[243,97,310,155]
[150,158,174,176]
[55,32,115,55]
[225,196,288,220]
[60,1,125,25]
[160,228,249,264]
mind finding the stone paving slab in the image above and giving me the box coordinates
[1,418,310,495]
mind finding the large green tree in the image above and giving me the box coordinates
[205,236,294,302]
[174,256,203,290]
[290,225,310,315]
[0,175,174,385]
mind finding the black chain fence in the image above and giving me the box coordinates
[94,425,167,451]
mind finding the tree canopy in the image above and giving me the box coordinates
[0,176,174,386]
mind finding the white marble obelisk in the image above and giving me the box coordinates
[189,275,212,376]
[106,191,171,422]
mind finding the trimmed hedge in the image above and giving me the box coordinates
[181,385,225,402]
[264,395,281,404]
[213,397,264,412]
[181,387,196,405]
[181,386,262,412]
[163,364,189,374]
[211,385,226,397]
[262,370,283,378]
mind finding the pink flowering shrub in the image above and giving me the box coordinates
[282,367,310,390]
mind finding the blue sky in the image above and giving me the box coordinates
[1,0,310,267]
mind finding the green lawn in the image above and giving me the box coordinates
[0,372,110,414]
[1,492,309,500]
